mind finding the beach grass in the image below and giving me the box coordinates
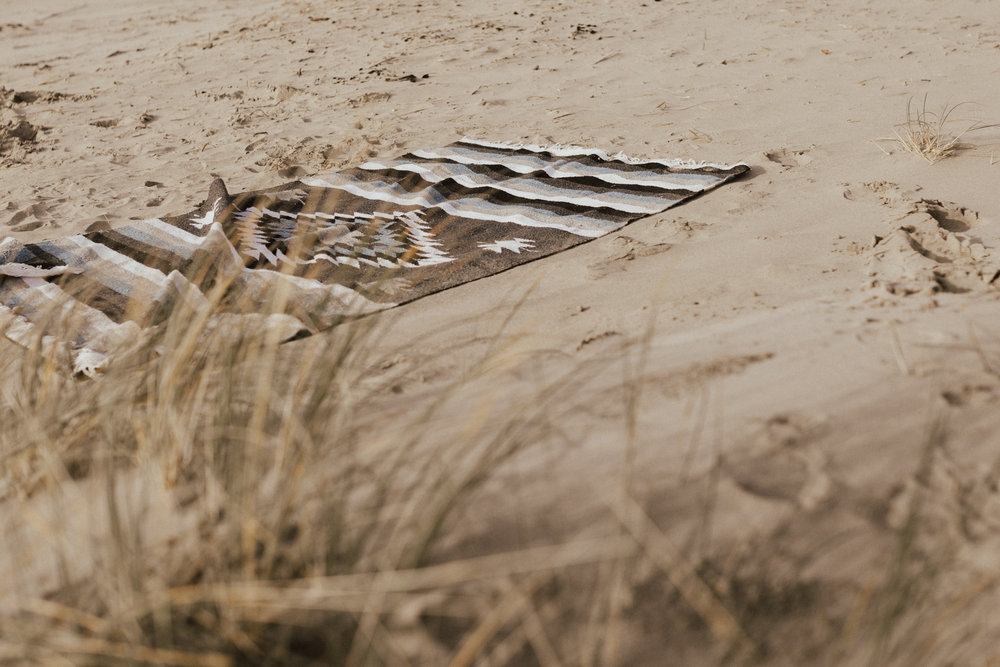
[0,282,670,665]
[875,96,998,164]
[0,273,984,666]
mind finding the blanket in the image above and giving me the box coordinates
[0,139,749,374]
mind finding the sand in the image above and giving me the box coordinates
[3,0,1000,663]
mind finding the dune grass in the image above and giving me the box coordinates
[875,95,998,164]
[0,274,679,666]
[3,256,989,665]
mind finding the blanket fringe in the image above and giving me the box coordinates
[458,137,749,171]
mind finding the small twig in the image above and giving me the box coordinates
[688,128,713,143]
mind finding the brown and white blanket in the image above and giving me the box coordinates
[0,139,748,374]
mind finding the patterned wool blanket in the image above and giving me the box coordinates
[0,139,748,375]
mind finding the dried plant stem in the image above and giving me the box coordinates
[607,492,756,657]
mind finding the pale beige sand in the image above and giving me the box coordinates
[3,0,1000,663]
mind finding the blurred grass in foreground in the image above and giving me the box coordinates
[0,276,675,666]
[1,265,976,666]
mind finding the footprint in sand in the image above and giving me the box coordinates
[0,89,41,166]
[923,200,980,233]
[586,235,672,279]
[652,215,712,240]
[941,382,998,408]
[842,180,911,207]
[847,187,999,298]
[723,413,832,511]
[4,200,60,233]
[764,147,813,171]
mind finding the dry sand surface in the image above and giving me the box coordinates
[3,0,1000,664]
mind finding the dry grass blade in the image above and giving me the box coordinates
[14,597,109,635]
[519,599,563,667]
[915,572,1000,659]
[868,417,947,667]
[447,575,548,667]
[33,636,232,667]
[156,536,633,611]
[607,491,757,658]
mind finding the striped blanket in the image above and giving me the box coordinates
[0,139,748,375]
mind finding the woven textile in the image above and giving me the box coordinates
[0,139,748,374]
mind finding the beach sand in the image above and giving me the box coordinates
[3,0,1000,663]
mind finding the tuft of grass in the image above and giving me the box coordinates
[17,233,996,664]
[874,95,998,164]
[0,262,646,665]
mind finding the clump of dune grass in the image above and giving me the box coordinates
[875,96,997,164]
[7,247,999,665]
[0,265,676,666]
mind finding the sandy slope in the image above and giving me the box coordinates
[3,0,1000,663]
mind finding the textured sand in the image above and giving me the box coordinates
[4,0,1000,663]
